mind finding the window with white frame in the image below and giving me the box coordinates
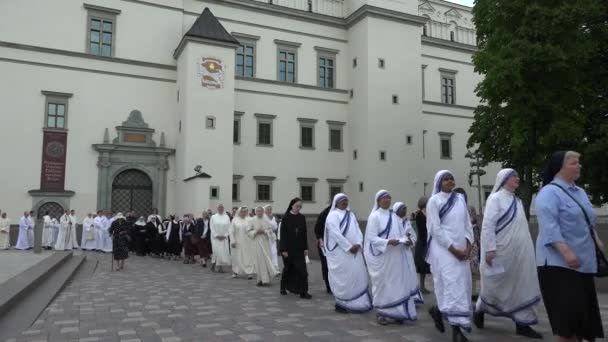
[254,176,275,202]
[315,47,338,89]
[298,118,317,149]
[255,113,276,146]
[233,33,259,78]
[327,179,346,201]
[233,111,243,144]
[275,40,301,83]
[298,178,317,202]
[439,132,453,159]
[327,121,345,151]
[232,175,243,201]
[440,69,457,105]
[84,4,120,57]
[42,91,72,130]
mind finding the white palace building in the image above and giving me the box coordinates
[0,0,500,219]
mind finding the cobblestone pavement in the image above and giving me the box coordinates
[7,252,608,342]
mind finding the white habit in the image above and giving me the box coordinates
[210,213,231,266]
[69,214,80,248]
[27,215,35,248]
[55,214,77,250]
[41,215,54,248]
[364,190,420,321]
[325,193,372,313]
[97,216,113,252]
[426,170,473,331]
[393,202,424,305]
[266,212,280,272]
[15,215,32,250]
[230,215,255,275]
[81,216,97,250]
[476,169,541,325]
[0,217,11,249]
[247,215,277,284]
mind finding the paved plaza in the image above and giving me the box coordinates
[5,252,608,342]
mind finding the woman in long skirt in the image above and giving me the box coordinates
[166,215,182,260]
[193,212,212,267]
[414,197,431,294]
[109,213,130,271]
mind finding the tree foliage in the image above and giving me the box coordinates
[469,0,608,214]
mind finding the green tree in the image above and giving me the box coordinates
[468,0,608,215]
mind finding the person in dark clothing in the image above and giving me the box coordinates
[109,213,130,271]
[280,198,312,299]
[314,204,332,294]
[133,216,148,256]
[414,196,431,294]
[182,215,195,264]
[166,215,182,260]
[126,211,137,253]
[193,212,212,267]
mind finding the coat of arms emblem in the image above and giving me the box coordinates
[198,57,225,89]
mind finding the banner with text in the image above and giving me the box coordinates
[40,130,67,191]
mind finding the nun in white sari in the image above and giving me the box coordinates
[393,202,424,305]
[364,190,420,325]
[473,169,542,339]
[426,170,473,342]
[324,193,371,314]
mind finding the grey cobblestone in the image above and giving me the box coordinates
[7,253,607,341]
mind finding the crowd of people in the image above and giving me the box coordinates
[0,150,603,342]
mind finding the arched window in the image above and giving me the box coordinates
[37,202,64,219]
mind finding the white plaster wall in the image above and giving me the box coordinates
[346,0,418,16]
[0,59,177,218]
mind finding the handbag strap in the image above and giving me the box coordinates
[549,182,598,244]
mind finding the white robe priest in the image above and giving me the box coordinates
[210,208,231,270]
[364,190,420,324]
[81,214,97,250]
[27,214,35,248]
[474,169,542,337]
[230,208,255,277]
[325,193,371,313]
[69,213,80,249]
[41,214,54,248]
[0,215,10,249]
[55,213,77,250]
[248,207,277,285]
[426,170,473,337]
[15,213,32,250]
[98,215,113,253]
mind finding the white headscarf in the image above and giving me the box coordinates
[135,216,146,226]
[432,170,454,195]
[114,212,125,220]
[491,168,518,194]
[372,190,391,211]
[330,193,350,211]
[392,202,406,215]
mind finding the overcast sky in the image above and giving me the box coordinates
[449,0,474,7]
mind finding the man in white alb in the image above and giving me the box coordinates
[210,204,231,272]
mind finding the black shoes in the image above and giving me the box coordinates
[516,324,543,339]
[280,289,287,295]
[335,305,348,314]
[473,311,484,329]
[452,326,469,342]
[428,306,445,333]
[300,293,312,299]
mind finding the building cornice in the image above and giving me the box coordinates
[421,36,477,53]
[0,41,176,70]
[346,5,428,28]
[173,36,239,59]
[83,3,122,15]
[236,76,348,94]
[202,0,345,27]
[423,100,476,110]
[426,0,473,12]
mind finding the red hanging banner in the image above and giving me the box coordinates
[40,130,68,191]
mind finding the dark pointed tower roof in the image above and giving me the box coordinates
[185,7,239,45]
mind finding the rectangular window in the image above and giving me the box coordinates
[350,89,354,98]
[301,126,313,148]
[406,135,413,145]
[301,185,313,202]
[257,184,271,201]
[298,118,317,149]
[359,182,364,192]
[210,186,219,199]
[439,133,453,159]
[258,123,271,145]
[233,119,240,144]
[255,114,276,146]
[85,5,120,57]
[392,95,399,104]
[353,58,357,68]
[278,50,297,83]
[329,185,342,199]
[298,178,317,202]
[380,151,387,161]
[353,149,357,160]
[329,129,342,151]
[318,56,335,88]
[254,176,275,202]
[206,116,216,129]
[236,43,255,78]
[441,75,456,104]
[42,91,72,130]
[378,58,385,69]
[232,182,239,201]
